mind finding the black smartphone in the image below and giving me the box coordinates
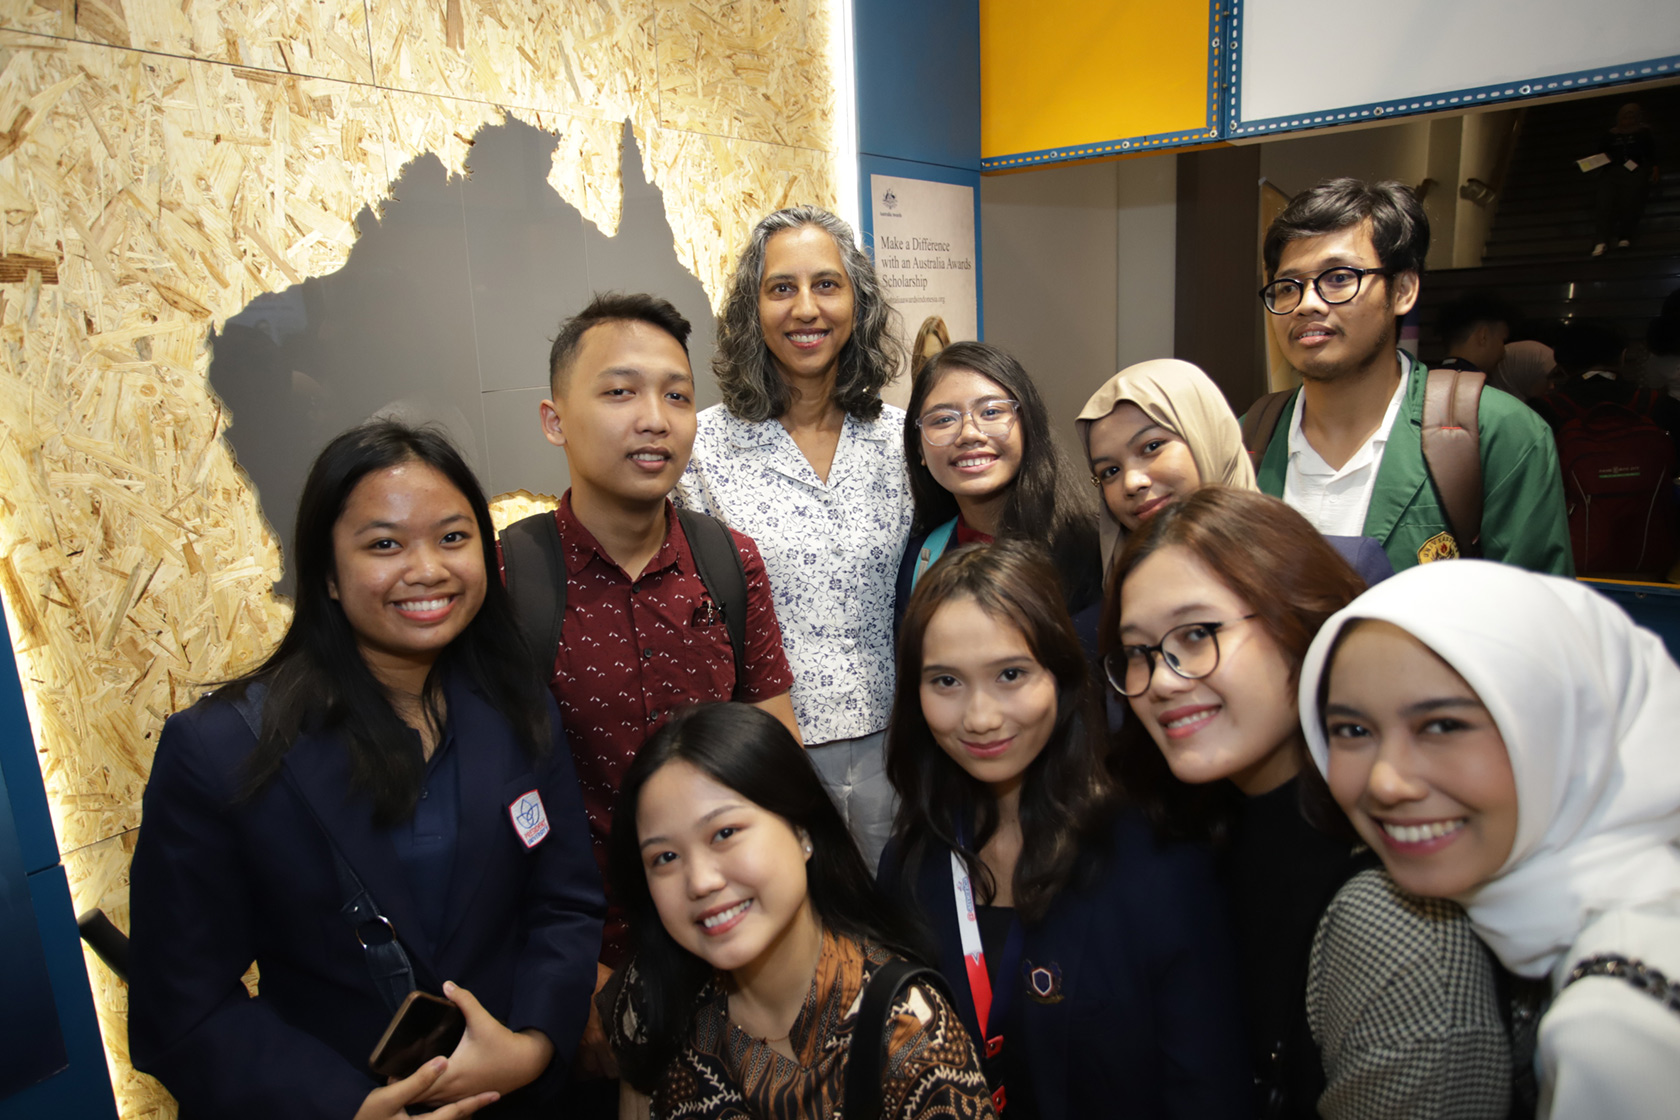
[367,991,467,1081]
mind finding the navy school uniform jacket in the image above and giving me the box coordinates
[128,674,605,1119]
[879,809,1253,1120]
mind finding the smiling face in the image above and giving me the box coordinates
[918,367,1024,511]
[1323,620,1519,898]
[636,759,818,976]
[1086,402,1201,531]
[1119,545,1302,795]
[541,319,695,510]
[328,460,487,685]
[1268,219,1418,382]
[919,596,1058,804]
[758,225,856,388]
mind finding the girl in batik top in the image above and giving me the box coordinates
[603,703,996,1120]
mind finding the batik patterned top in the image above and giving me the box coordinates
[608,932,996,1120]
[676,405,913,744]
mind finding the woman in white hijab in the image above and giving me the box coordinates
[1300,560,1680,1119]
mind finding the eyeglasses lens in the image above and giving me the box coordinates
[1107,623,1222,696]
[919,402,1017,447]
[1264,280,1303,314]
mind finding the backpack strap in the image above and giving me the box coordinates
[1545,391,1586,422]
[910,517,960,591]
[1421,367,1486,556]
[675,508,750,700]
[1240,389,1296,473]
[843,959,956,1120]
[500,511,568,685]
[227,683,418,1013]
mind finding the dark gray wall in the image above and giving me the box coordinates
[211,120,716,594]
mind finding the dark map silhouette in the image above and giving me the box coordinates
[210,120,717,595]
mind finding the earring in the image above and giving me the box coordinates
[803,843,813,856]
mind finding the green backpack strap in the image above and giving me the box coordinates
[675,508,750,700]
[500,510,567,684]
[910,517,960,591]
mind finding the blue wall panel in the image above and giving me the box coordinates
[854,0,981,170]
[0,613,119,1119]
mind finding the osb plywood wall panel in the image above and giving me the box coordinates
[0,1,838,1115]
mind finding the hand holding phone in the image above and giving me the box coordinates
[368,991,467,1081]
[355,1056,498,1120]
[415,981,555,1105]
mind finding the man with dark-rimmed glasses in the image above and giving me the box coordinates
[1247,177,1571,575]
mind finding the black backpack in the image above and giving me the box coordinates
[499,508,749,695]
[843,960,957,1120]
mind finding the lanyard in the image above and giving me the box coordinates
[950,847,1022,1113]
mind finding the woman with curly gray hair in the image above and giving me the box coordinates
[677,205,910,870]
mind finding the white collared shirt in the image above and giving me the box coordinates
[1283,354,1411,538]
[676,403,913,744]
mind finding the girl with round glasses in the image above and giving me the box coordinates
[897,342,1102,627]
[1108,487,1513,1120]
[882,540,1251,1119]
[1302,561,1680,1120]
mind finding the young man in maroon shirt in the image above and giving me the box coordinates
[524,292,796,1088]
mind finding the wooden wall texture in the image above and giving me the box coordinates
[0,2,838,1115]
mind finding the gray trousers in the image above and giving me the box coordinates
[806,729,897,874]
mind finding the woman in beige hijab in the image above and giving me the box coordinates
[1076,359,1257,546]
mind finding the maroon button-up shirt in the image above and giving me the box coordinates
[538,494,793,964]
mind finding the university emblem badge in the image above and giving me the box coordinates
[1416,531,1460,563]
[508,789,550,849]
[1022,961,1064,1004]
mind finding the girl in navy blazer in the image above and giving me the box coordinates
[128,421,604,1120]
[879,540,1251,1119]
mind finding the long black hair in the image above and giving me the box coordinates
[230,419,551,825]
[904,341,1103,611]
[887,540,1116,924]
[608,702,923,1091]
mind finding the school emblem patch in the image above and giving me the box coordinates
[1416,532,1460,563]
[508,790,550,849]
[1022,961,1064,1004]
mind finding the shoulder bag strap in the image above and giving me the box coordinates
[500,510,567,685]
[910,518,960,591]
[229,684,417,1013]
[675,508,750,699]
[1422,368,1486,555]
[1240,389,1295,474]
[844,959,956,1120]
[1562,953,1680,1021]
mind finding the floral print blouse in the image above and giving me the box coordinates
[676,404,913,744]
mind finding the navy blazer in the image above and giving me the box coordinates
[880,810,1252,1120]
[128,675,605,1119]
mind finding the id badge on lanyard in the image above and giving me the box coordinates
[950,848,1020,1113]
